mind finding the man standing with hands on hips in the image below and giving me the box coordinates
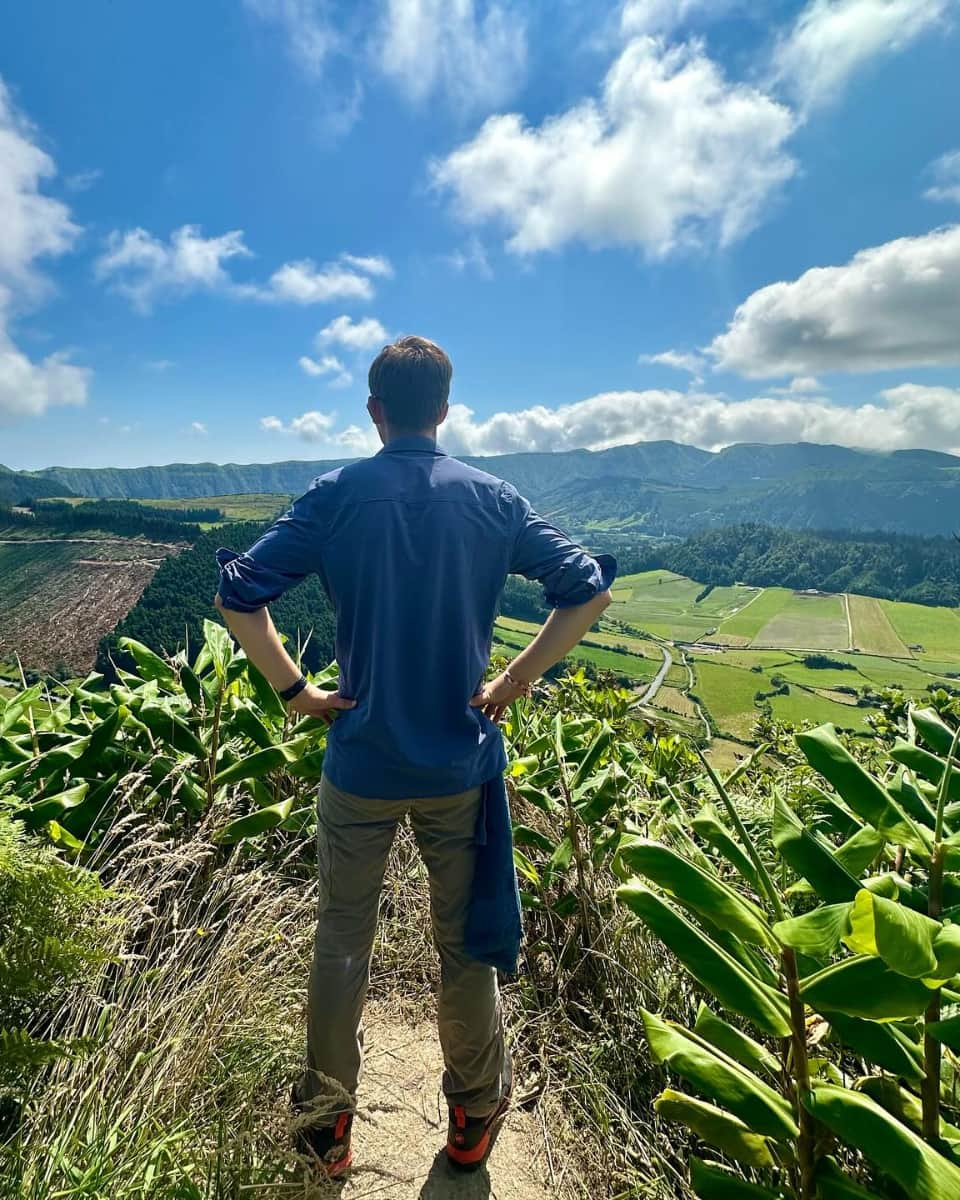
[215,335,616,1177]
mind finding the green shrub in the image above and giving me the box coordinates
[0,812,113,1095]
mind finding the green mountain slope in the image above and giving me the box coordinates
[0,464,74,505]
[16,440,960,537]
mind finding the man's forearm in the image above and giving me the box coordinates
[214,598,302,691]
[508,591,612,682]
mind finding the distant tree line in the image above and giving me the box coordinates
[2,499,223,542]
[595,524,960,608]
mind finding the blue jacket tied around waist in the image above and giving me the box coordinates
[215,435,617,975]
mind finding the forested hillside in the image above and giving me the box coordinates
[97,523,338,678]
[609,524,960,607]
[12,439,960,536]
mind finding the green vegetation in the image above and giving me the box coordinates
[609,570,758,641]
[713,587,791,643]
[608,521,960,604]
[751,591,849,651]
[2,499,208,542]
[881,598,960,659]
[139,494,290,523]
[848,592,911,657]
[4,624,960,1198]
[98,524,337,678]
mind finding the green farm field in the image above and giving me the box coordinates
[140,494,291,523]
[880,599,960,660]
[609,570,759,641]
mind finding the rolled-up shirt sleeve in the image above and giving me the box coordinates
[215,485,327,613]
[507,488,617,609]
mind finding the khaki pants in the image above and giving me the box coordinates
[296,773,509,1124]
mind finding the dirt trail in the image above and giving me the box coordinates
[310,1004,561,1200]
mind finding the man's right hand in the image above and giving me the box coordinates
[288,683,357,726]
[469,672,530,724]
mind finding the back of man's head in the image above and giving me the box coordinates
[368,335,452,434]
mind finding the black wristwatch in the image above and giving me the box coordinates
[279,673,308,703]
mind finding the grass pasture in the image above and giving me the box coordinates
[848,593,911,657]
[715,587,792,642]
[751,591,850,651]
[140,494,292,523]
[609,571,758,642]
[880,599,960,661]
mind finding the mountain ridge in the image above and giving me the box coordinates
[7,439,960,537]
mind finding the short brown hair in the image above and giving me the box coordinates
[368,335,452,432]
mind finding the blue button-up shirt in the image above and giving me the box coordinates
[216,435,617,798]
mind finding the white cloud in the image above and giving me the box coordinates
[378,0,526,111]
[773,376,822,394]
[340,253,394,277]
[317,314,390,351]
[64,167,102,193]
[145,358,175,372]
[926,149,960,204]
[772,0,949,111]
[709,225,960,377]
[190,421,208,435]
[432,37,796,256]
[259,409,378,452]
[437,386,960,457]
[620,0,722,35]
[242,0,339,78]
[0,78,89,423]
[639,349,708,380]
[95,225,251,312]
[96,229,392,310]
[251,258,377,304]
[443,236,493,278]
[298,353,353,387]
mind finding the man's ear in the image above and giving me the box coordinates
[436,400,449,427]
[366,395,379,423]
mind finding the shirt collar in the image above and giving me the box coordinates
[379,434,446,456]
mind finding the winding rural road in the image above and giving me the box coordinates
[638,644,673,704]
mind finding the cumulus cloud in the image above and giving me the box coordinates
[438,386,960,456]
[299,353,353,387]
[0,77,89,423]
[95,227,392,310]
[639,349,708,380]
[772,0,949,111]
[259,409,378,453]
[432,37,796,257]
[317,314,390,351]
[378,0,526,112]
[95,225,252,312]
[620,0,726,35]
[709,225,960,377]
[926,149,960,204]
[190,421,208,435]
[250,258,378,304]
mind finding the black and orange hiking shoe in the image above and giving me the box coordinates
[446,1092,511,1173]
[294,1110,353,1179]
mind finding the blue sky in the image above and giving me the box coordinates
[1,0,959,469]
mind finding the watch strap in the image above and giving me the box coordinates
[279,674,308,702]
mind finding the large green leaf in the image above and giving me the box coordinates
[117,637,176,686]
[926,1015,960,1052]
[203,618,234,679]
[216,796,295,843]
[834,825,887,875]
[617,838,778,951]
[772,794,863,903]
[138,703,205,759]
[816,1157,889,1199]
[693,1004,780,1079]
[213,740,312,786]
[800,955,933,1020]
[824,1011,924,1083]
[797,725,932,858]
[655,1089,775,1168]
[912,708,960,758]
[641,1011,797,1141]
[774,903,851,958]
[856,1075,960,1149]
[15,783,90,827]
[690,803,758,889]
[621,885,791,1037]
[804,1082,960,1200]
[688,1157,788,1199]
[891,742,960,805]
[844,889,940,979]
[570,723,613,790]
